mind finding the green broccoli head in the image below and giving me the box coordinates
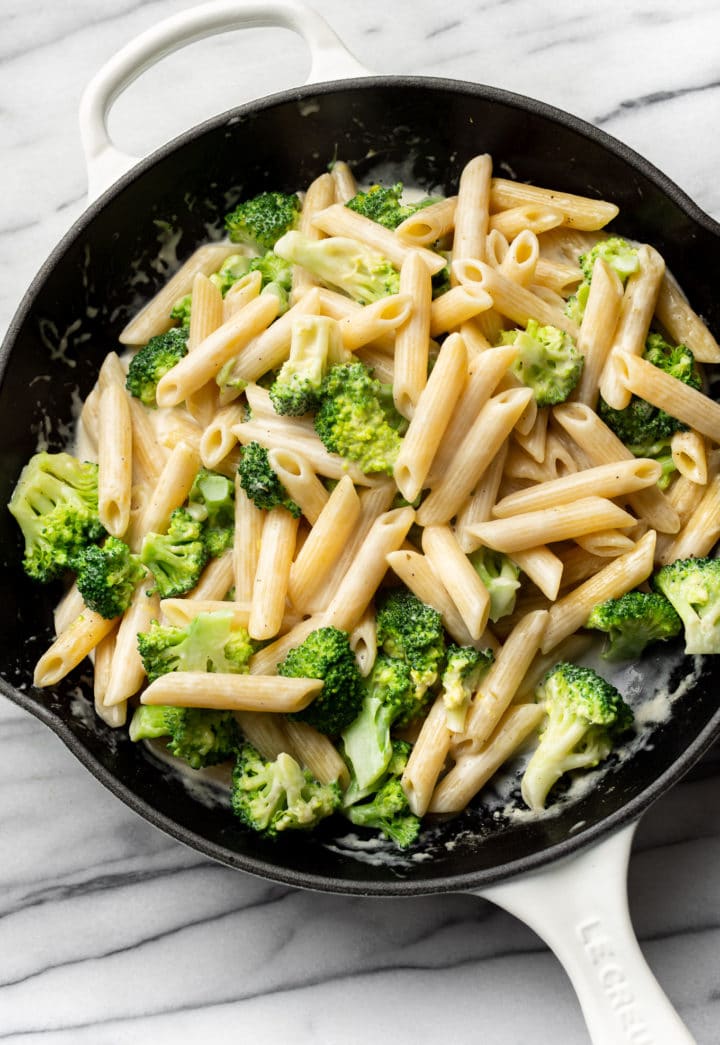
[501,319,583,406]
[140,507,208,598]
[599,333,701,448]
[170,293,192,328]
[74,536,145,619]
[652,557,720,655]
[125,327,189,407]
[346,776,420,849]
[314,361,403,475]
[586,591,682,661]
[441,644,495,732]
[520,662,634,811]
[187,468,235,558]
[566,236,640,324]
[225,191,300,251]
[345,182,438,231]
[468,547,522,623]
[274,230,400,305]
[269,315,349,416]
[376,587,447,698]
[137,609,255,683]
[279,626,364,735]
[231,743,341,837]
[209,253,252,295]
[8,451,105,583]
[247,250,293,291]
[237,441,301,516]
[129,704,240,769]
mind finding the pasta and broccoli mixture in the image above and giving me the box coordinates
[9,154,720,848]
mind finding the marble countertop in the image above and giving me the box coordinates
[1,1,719,1042]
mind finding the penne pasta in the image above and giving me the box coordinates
[141,672,323,713]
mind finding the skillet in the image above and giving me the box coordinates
[0,3,718,1041]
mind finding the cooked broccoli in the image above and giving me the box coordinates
[125,327,189,407]
[140,507,208,598]
[8,451,105,583]
[652,557,720,655]
[225,191,300,251]
[274,230,400,305]
[279,626,364,735]
[501,319,583,406]
[344,740,420,848]
[170,293,192,328]
[269,315,349,416]
[136,609,255,683]
[237,441,301,516]
[586,591,682,661]
[441,644,495,732]
[247,250,293,314]
[129,704,240,769]
[599,333,701,448]
[209,253,252,295]
[314,361,403,475]
[74,536,145,619]
[520,662,634,811]
[231,743,341,837]
[376,587,446,696]
[468,548,522,622]
[345,182,438,231]
[187,468,235,558]
[566,236,640,324]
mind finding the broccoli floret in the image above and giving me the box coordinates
[237,442,301,516]
[345,182,438,231]
[599,333,701,448]
[566,236,640,324]
[468,548,522,623]
[125,327,189,407]
[376,588,446,696]
[274,230,400,305]
[586,591,682,661]
[137,609,255,683]
[314,361,403,475]
[441,644,495,732]
[346,766,420,849]
[74,536,145,619]
[129,704,240,769]
[140,507,209,598]
[187,468,235,558]
[170,293,192,328]
[225,191,300,251]
[8,451,105,583]
[269,315,349,416]
[501,319,583,406]
[209,253,252,295]
[652,557,720,655]
[278,626,364,735]
[231,743,341,837]
[520,662,634,811]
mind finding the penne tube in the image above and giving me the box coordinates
[395,195,458,246]
[292,172,336,301]
[429,285,494,337]
[394,332,468,502]
[466,497,636,554]
[132,440,201,547]
[337,294,412,351]
[93,627,126,728]
[189,548,235,601]
[288,475,361,612]
[421,525,491,639]
[385,549,481,648]
[455,440,509,553]
[490,204,564,241]
[453,258,579,338]
[223,270,263,321]
[401,693,452,817]
[541,530,657,652]
[322,507,415,632]
[234,711,292,761]
[670,430,707,485]
[97,383,132,538]
[200,402,247,470]
[393,252,433,418]
[119,242,241,345]
[317,288,395,354]
[657,475,720,564]
[534,256,584,296]
[451,153,493,269]
[573,258,624,407]
[655,271,720,363]
[349,606,377,678]
[417,386,535,526]
[129,397,167,485]
[493,458,662,517]
[330,161,357,203]
[511,546,564,602]
[283,719,350,788]
[186,272,224,425]
[354,345,395,385]
[141,672,323,713]
[156,294,279,407]
[267,448,330,525]
[574,530,636,558]
[489,179,619,230]
[429,704,545,814]
[512,406,549,464]
[155,409,203,452]
[498,229,540,288]
[34,609,118,687]
[159,598,300,633]
[311,203,446,274]
[233,416,376,486]
[104,578,160,706]
[616,352,720,444]
[249,507,299,641]
[54,582,87,637]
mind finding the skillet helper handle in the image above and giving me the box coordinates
[475,822,696,1045]
[79,0,370,200]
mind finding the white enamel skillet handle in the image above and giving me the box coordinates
[78,5,696,1042]
[78,0,371,200]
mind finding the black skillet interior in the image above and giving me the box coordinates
[1,78,719,895]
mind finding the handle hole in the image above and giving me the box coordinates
[108,27,310,157]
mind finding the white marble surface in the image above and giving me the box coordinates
[1,1,719,1042]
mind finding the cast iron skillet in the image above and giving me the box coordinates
[0,3,717,1041]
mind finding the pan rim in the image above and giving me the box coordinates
[2,73,719,895]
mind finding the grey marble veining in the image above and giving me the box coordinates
[1,2,719,1042]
